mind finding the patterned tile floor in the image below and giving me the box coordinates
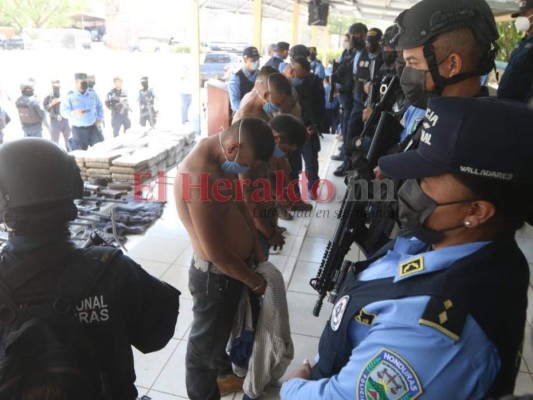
[126,135,533,399]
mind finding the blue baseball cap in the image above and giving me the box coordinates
[379,97,533,183]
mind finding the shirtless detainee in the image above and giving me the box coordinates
[174,117,275,400]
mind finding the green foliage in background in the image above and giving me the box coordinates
[0,0,86,32]
[319,48,343,65]
[496,20,523,62]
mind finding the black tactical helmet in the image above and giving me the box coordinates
[394,0,499,51]
[0,139,83,218]
[382,25,399,48]
[393,0,499,88]
[19,82,34,93]
[289,44,309,60]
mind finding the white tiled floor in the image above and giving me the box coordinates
[126,134,533,399]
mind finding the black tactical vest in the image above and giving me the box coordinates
[354,49,371,103]
[235,69,254,101]
[311,238,529,398]
[16,96,41,125]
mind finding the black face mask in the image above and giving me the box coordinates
[351,37,365,50]
[53,88,60,97]
[397,179,474,245]
[79,81,88,92]
[382,51,397,66]
[366,37,380,54]
[400,67,432,109]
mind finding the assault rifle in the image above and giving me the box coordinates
[329,61,339,103]
[350,75,400,154]
[309,75,403,317]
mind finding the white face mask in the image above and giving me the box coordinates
[515,15,532,32]
[251,60,259,70]
[342,41,350,50]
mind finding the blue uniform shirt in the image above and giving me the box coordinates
[497,34,533,103]
[324,84,339,109]
[311,60,326,80]
[281,237,500,400]
[400,106,426,143]
[228,67,258,112]
[60,88,104,127]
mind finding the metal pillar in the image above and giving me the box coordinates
[311,25,318,47]
[292,1,299,46]
[191,0,202,135]
[253,0,263,50]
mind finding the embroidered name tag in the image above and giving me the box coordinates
[357,348,423,400]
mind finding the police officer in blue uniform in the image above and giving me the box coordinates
[15,82,47,138]
[497,0,533,103]
[333,22,369,177]
[60,73,104,150]
[43,80,71,149]
[264,41,290,71]
[105,76,132,137]
[281,96,533,400]
[308,47,326,80]
[0,138,181,399]
[229,46,260,113]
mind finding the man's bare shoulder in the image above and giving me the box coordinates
[177,138,212,174]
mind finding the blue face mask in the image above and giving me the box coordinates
[272,145,286,158]
[263,102,280,114]
[292,77,304,87]
[220,120,250,174]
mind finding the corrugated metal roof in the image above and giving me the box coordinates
[199,0,521,22]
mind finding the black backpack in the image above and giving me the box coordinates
[0,244,120,400]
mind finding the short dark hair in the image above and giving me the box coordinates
[349,23,368,35]
[433,27,487,73]
[266,73,292,96]
[453,172,533,236]
[292,56,311,73]
[258,65,278,79]
[269,114,307,148]
[229,118,275,162]
[276,41,290,51]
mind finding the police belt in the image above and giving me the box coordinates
[51,115,63,121]
[192,254,255,274]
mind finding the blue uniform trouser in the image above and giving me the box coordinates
[186,261,243,400]
[302,133,321,194]
[71,124,103,150]
[22,123,42,138]
[111,113,131,137]
[342,100,364,168]
[181,93,192,124]
[338,93,354,157]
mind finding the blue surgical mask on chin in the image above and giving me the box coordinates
[272,145,286,157]
[263,101,280,114]
[292,77,304,87]
[220,120,250,174]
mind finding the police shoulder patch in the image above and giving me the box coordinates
[399,257,424,278]
[330,295,350,332]
[357,348,423,400]
[354,307,377,326]
[418,296,465,342]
